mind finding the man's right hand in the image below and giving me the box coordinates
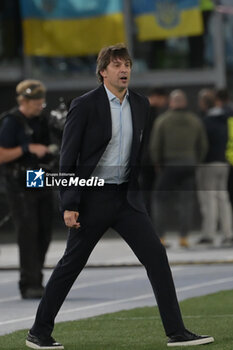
[28,143,48,158]
[64,210,80,229]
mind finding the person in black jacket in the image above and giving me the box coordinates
[197,91,233,245]
[215,89,233,214]
[0,80,54,299]
[26,44,213,349]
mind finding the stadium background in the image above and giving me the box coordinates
[0,0,231,237]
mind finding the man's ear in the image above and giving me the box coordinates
[100,69,107,79]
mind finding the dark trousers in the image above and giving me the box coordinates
[7,189,53,294]
[31,186,185,337]
[154,165,195,237]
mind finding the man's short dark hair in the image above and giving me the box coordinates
[96,43,132,83]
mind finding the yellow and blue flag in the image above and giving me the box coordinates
[132,0,203,41]
[19,0,125,56]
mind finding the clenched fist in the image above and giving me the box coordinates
[64,210,80,229]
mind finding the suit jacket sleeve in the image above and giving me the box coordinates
[59,97,88,212]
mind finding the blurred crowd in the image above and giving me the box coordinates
[143,86,233,249]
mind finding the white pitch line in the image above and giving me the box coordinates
[0,266,183,284]
[176,277,233,292]
[59,293,153,316]
[71,273,146,290]
[0,268,184,303]
[88,314,233,320]
[0,276,233,326]
[0,267,184,302]
[0,293,154,326]
[0,273,146,303]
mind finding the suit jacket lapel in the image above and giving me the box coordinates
[128,90,141,165]
[96,85,112,141]
[95,86,142,165]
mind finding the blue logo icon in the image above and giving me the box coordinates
[26,168,45,188]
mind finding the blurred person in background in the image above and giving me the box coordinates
[198,88,216,119]
[215,88,233,114]
[148,88,169,117]
[140,88,168,215]
[0,80,54,299]
[216,89,233,214]
[197,88,233,245]
[150,89,208,248]
[196,88,215,243]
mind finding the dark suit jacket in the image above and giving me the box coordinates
[59,84,150,213]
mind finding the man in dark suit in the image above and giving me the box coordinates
[26,44,214,349]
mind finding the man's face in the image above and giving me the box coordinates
[22,98,46,117]
[101,57,131,92]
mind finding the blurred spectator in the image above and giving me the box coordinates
[198,88,216,118]
[0,80,54,299]
[150,89,208,248]
[196,88,215,242]
[215,88,233,114]
[148,88,169,117]
[197,88,233,245]
[216,89,233,212]
[140,88,168,215]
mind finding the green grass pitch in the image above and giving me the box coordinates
[1,290,233,349]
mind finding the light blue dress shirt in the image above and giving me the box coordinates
[92,85,133,184]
